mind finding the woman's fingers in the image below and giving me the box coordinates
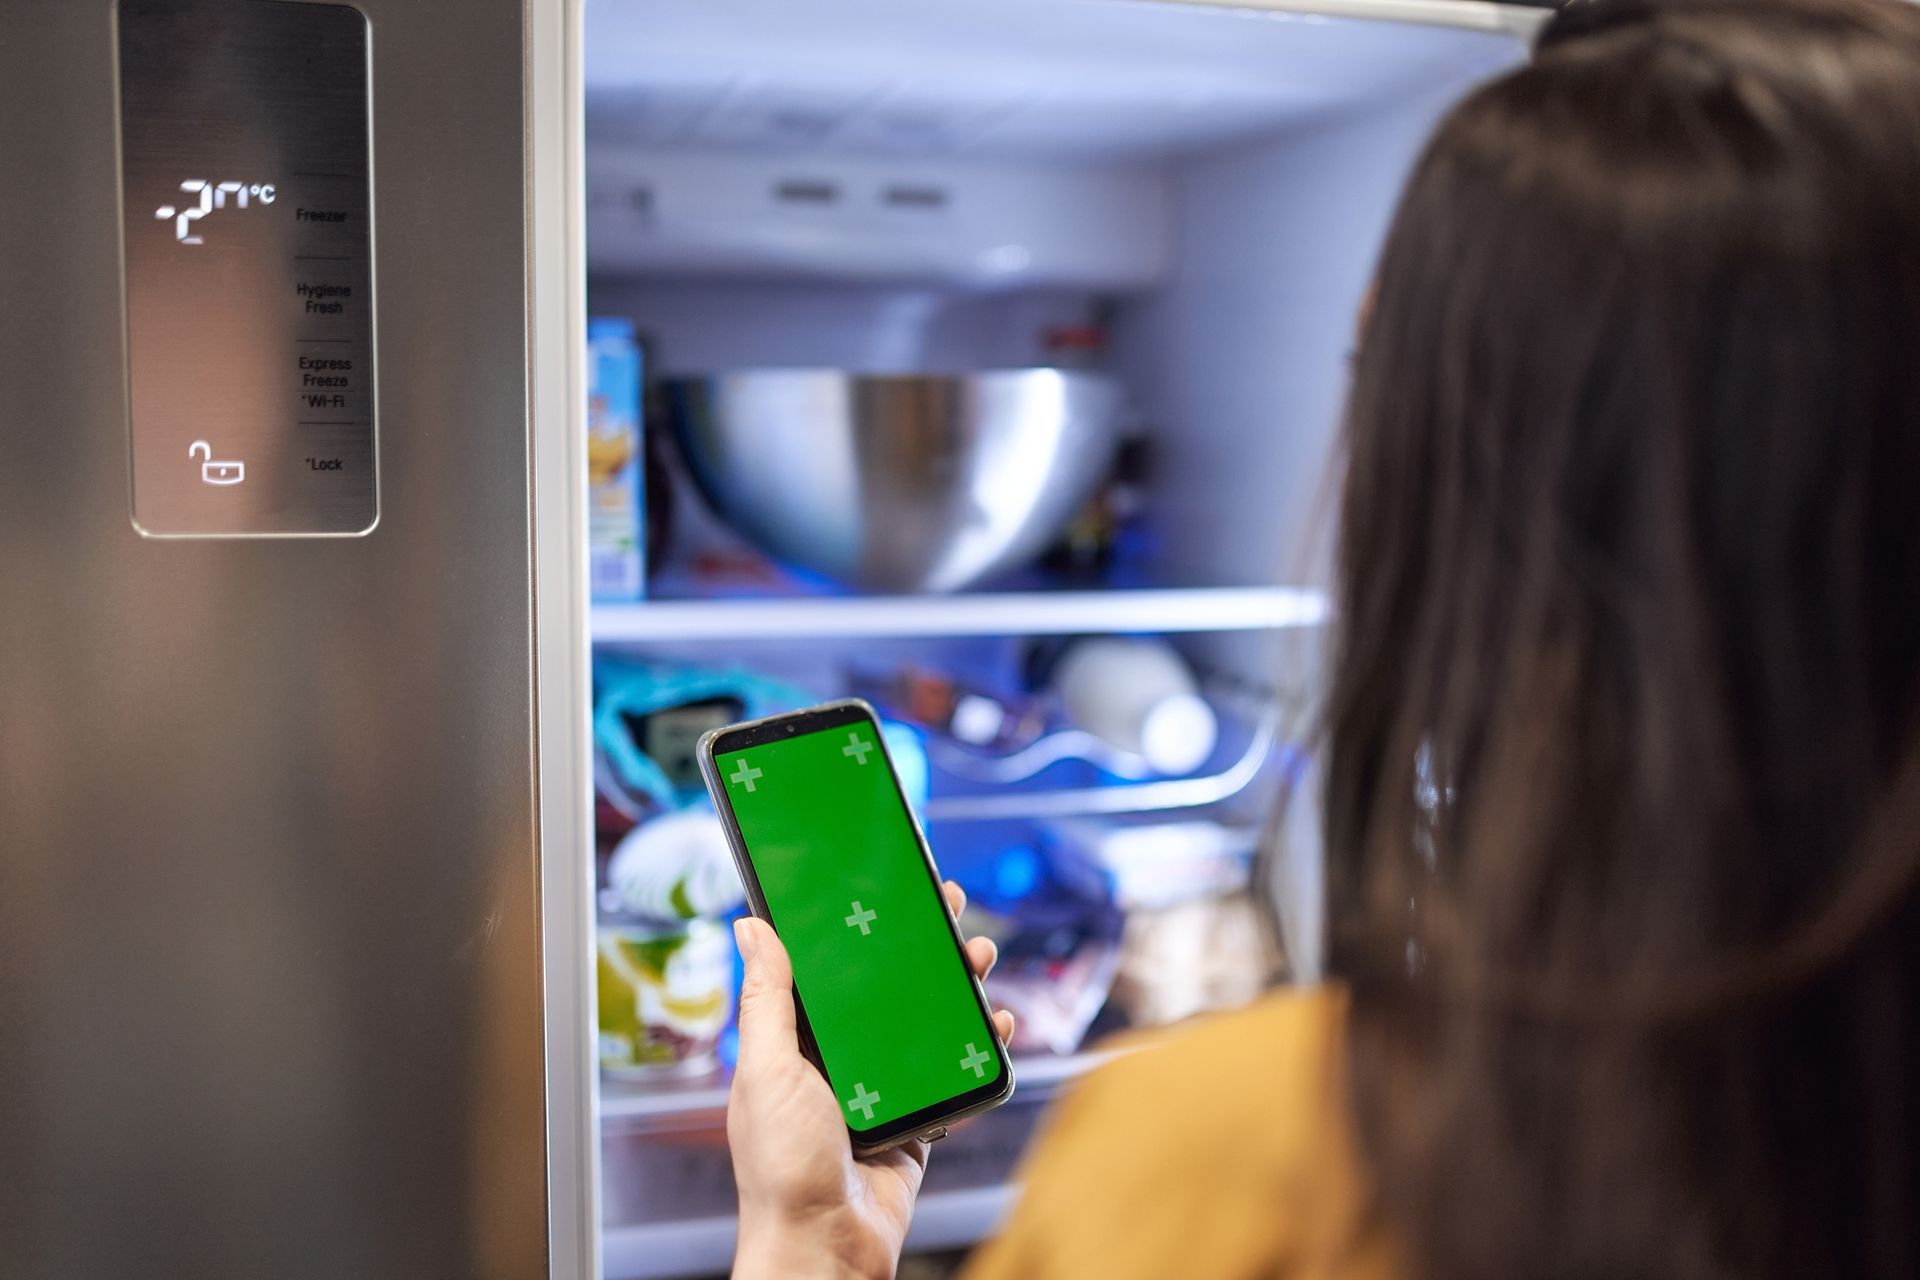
[732,916,798,1068]
[927,882,1017,1044]
[964,934,998,980]
[939,881,1010,1041]
[938,884,1012,1042]
[946,882,999,982]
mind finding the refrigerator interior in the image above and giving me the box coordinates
[579,1,1527,1274]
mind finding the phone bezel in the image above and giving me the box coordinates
[699,698,1016,1153]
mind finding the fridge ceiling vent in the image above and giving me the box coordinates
[586,149,1170,289]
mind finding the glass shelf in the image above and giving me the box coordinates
[591,583,1328,643]
[600,1048,1112,1137]
[598,1051,1113,1277]
[601,1186,1013,1280]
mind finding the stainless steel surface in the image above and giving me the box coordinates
[0,0,556,1275]
[118,0,377,536]
[665,370,1125,593]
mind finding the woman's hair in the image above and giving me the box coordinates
[1325,0,1920,1274]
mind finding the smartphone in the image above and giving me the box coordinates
[699,699,1015,1151]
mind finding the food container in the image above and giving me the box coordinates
[588,316,645,600]
[596,917,735,1078]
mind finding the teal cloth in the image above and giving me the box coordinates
[593,659,813,810]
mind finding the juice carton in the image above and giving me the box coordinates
[588,317,644,600]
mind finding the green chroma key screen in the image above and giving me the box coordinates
[716,717,1003,1133]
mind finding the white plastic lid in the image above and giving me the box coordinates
[1140,693,1218,776]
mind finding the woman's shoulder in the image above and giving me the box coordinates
[1089,984,1351,1110]
[1050,987,1365,1212]
[965,987,1397,1280]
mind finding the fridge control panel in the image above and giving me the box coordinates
[117,0,376,537]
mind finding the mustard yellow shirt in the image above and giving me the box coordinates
[964,989,1397,1280]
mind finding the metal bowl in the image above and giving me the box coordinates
[662,370,1125,593]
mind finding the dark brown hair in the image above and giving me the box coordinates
[1325,0,1920,1274]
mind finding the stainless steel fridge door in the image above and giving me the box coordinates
[0,0,593,1276]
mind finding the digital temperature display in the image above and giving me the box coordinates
[117,0,377,536]
[155,179,277,245]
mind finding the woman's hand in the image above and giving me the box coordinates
[728,880,1015,1280]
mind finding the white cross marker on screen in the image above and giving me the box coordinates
[960,1043,991,1078]
[845,901,878,935]
[842,731,874,765]
[846,1082,881,1121]
[729,759,763,792]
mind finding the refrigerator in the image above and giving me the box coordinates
[581,1,1539,1274]
[0,1,1546,1277]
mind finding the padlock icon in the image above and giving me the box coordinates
[187,440,245,486]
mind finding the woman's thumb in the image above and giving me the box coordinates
[733,916,797,1060]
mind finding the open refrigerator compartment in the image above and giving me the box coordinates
[593,820,1276,1146]
[597,872,1282,1280]
[586,284,1334,640]
[580,2,1533,1274]
[581,0,1529,624]
[602,1093,1048,1278]
[590,630,1301,1278]
[588,288,1335,630]
[590,369,1335,642]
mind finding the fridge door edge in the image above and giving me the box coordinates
[529,0,600,1275]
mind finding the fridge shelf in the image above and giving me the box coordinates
[602,1185,1012,1280]
[591,584,1328,644]
[600,1048,1113,1137]
[600,1053,1111,1278]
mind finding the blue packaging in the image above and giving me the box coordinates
[587,317,644,600]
